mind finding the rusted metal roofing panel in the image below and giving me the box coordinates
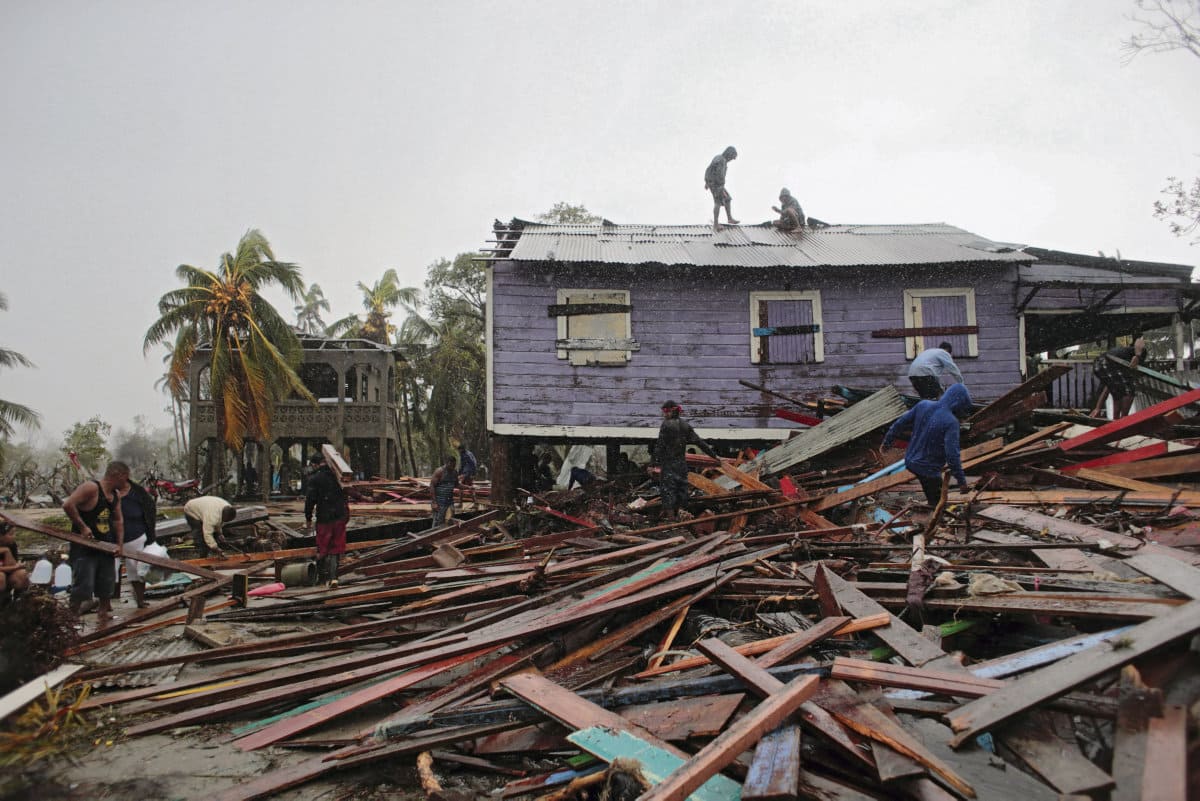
[504,222,1034,268]
[86,634,201,688]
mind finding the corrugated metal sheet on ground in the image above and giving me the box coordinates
[85,634,201,688]
[505,222,1036,268]
[756,385,909,476]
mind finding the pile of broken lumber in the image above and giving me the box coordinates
[6,375,1200,800]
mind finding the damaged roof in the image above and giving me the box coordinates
[495,220,1038,268]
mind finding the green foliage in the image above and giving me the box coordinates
[537,202,602,224]
[144,229,314,452]
[62,416,111,473]
[0,291,41,445]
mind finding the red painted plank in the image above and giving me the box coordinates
[1059,387,1200,452]
[1061,441,1169,472]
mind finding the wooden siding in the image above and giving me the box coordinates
[490,261,1022,435]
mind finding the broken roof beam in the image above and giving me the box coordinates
[1057,386,1200,452]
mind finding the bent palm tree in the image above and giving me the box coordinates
[295,283,331,335]
[329,269,422,345]
[144,230,314,464]
[0,291,41,440]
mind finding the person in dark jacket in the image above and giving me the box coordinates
[456,443,478,507]
[304,452,349,586]
[882,383,973,505]
[116,476,157,608]
[1090,335,1146,419]
[651,400,719,520]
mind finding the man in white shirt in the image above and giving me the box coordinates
[907,342,964,400]
[182,496,236,559]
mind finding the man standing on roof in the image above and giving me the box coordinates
[304,451,350,587]
[907,342,964,401]
[882,383,973,505]
[771,188,805,231]
[704,146,739,230]
[651,401,719,521]
[1090,335,1146,420]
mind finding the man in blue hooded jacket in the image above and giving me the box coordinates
[881,383,973,505]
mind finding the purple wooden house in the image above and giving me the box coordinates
[482,219,1195,494]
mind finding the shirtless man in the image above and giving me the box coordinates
[62,462,127,621]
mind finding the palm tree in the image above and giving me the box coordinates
[143,230,314,480]
[328,269,422,345]
[0,291,41,441]
[294,283,331,335]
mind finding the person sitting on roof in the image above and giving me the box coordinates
[771,188,805,231]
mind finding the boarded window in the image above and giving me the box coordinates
[555,289,634,366]
[903,288,978,359]
[749,291,824,364]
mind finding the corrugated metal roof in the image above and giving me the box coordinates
[87,634,200,688]
[501,222,1036,268]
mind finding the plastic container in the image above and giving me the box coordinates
[31,556,53,585]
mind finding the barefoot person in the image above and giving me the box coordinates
[704,146,739,229]
[62,462,127,622]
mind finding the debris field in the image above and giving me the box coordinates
[4,373,1200,801]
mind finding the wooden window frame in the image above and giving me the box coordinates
[903,287,978,359]
[555,289,633,366]
[749,290,825,365]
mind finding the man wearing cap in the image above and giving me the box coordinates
[704,146,739,230]
[304,451,350,587]
[651,401,719,521]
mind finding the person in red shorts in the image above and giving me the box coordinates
[304,452,349,587]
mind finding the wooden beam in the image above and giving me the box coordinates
[0,663,82,721]
[872,326,979,338]
[546,303,631,317]
[946,600,1200,747]
[1087,451,1200,480]
[742,725,801,801]
[637,673,821,801]
[0,511,222,581]
[1057,386,1200,452]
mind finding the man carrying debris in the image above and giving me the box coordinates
[771,188,805,231]
[704,146,739,230]
[430,454,458,527]
[62,461,127,621]
[1090,334,1146,420]
[456,442,478,508]
[651,400,719,520]
[0,522,30,603]
[907,341,964,400]
[304,452,350,587]
[882,383,973,505]
[182,495,236,559]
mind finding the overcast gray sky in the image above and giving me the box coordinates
[2,0,1198,446]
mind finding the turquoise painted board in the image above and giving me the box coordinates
[567,725,741,801]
